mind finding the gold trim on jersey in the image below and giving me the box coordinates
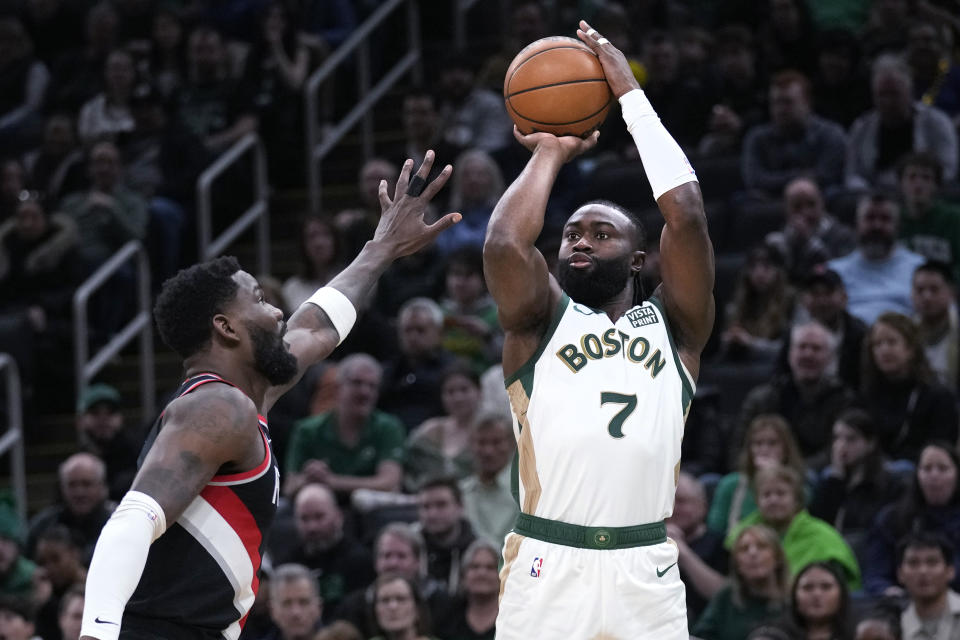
[507,379,542,513]
[498,533,525,604]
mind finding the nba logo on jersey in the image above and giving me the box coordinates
[530,557,543,578]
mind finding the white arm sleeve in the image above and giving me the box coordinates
[80,491,167,640]
[619,89,698,201]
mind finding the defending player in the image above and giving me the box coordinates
[483,21,715,639]
[79,152,459,640]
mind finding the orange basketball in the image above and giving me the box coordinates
[503,36,613,138]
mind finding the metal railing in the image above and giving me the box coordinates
[305,0,421,214]
[73,240,155,425]
[196,133,270,275]
[0,355,26,524]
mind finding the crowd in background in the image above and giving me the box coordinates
[3,0,960,638]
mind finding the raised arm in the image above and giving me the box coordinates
[483,130,597,375]
[579,21,715,374]
[264,152,460,411]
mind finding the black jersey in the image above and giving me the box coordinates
[125,373,279,639]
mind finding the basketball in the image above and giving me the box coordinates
[503,36,613,138]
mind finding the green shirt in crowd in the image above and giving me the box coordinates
[692,586,785,640]
[285,410,405,476]
[901,201,960,282]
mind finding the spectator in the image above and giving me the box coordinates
[906,21,960,119]
[432,539,498,640]
[406,360,482,491]
[334,159,398,257]
[898,153,960,281]
[313,621,361,640]
[0,596,37,640]
[787,561,853,640]
[911,262,959,389]
[59,140,148,271]
[268,484,374,615]
[25,452,114,558]
[21,114,85,203]
[433,149,504,258]
[898,533,960,640]
[756,0,817,74]
[0,17,49,156]
[386,87,465,185]
[859,0,911,57]
[439,248,501,372]
[810,29,871,129]
[828,191,925,325]
[76,48,136,144]
[710,414,808,537]
[692,524,790,640]
[765,177,856,284]
[282,216,343,310]
[475,2,549,93]
[726,465,861,590]
[242,1,309,184]
[57,585,82,640]
[720,244,795,362]
[144,8,187,98]
[640,30,714,152]
[379,298,454,431]
[74,383,138,501]
[435,55,512,154]
[265,564,324,640]
[741,70,847,198]
[810,409,905,544]
[784,268,867,390]
[698,24,766,157]
[333,523,446,638]
[740,322,854,464]
[0,509,36,600]
[32,525,85,640]
[284,354,404,498]
[854,606,902,640]
[459,413,517,549]
[846,55,957,191]
[667,472,730,622]
[45,2,117,114]
[415,477,476,595]
[369,575,434,640]
[374,247,444,320]
[858,312,958,461]
[862,442,960,597]
[173,26,257,154]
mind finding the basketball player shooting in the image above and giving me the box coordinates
[484,21,715,639]
[78,153,459,640]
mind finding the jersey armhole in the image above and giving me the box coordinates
[503,293,570,389]
[647,296,696,410]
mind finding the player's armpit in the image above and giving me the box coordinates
[130,386,259,524]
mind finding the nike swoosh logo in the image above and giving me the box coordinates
[656,562,678,578]
[95,617,119,625]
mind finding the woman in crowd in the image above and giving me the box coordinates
[708,414,807,537]
[787,561,853,640]
[439,248,501,373]
[809,409,905,550]
[433,149,504,257]
[282,215,343,309]
[726,465,861,590]
[0,17,48,156]
[370,575,438,640]
[146,8,186,97]
[693,524,791,640]
[721,244,795,362]
[433,539,498,640]
[77,48,137,143]
[858,312,958,462]
[57,585,83,640]
[862,441,960,596]
[405,360,482,490]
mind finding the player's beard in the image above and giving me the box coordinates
[557,253,632,309]
[247,321,299,386]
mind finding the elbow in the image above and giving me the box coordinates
[482,234,523,263]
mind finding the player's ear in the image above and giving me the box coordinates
[631,250,646,272]
[212,312,240,344]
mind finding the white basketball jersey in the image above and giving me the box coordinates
[505,293,695,527]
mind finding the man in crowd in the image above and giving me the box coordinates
[415,476,476,594]
[265,564,324,640]
[459,413,517,547]
[898,533,960,640]
[912,261,959,389]
[898,152,960,282]
[75,383,139,501]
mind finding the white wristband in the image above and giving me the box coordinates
[305,286,357,345]
[81,491,167,639]
[619,89,698,200]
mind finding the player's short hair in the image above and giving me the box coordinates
[418,475,463,504]
[154,256,242,359]
[578,199,648,252]
[914,260,954,285]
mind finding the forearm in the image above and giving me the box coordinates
[677,544,728,600]
[485,147,564,251]
[273,47,308,90]
[206,115,257,150]
[328,465,402,494]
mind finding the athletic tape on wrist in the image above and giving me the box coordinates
[306,286,357,345]
[619,89,698,200]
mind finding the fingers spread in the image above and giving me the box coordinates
[378,179,391,209]
[427,212,462,236]
[420,164,453,201]
[395,158,414,197]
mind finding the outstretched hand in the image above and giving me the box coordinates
[513,126,599,163]
[373,150,461,257]
[576,20,639,99]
